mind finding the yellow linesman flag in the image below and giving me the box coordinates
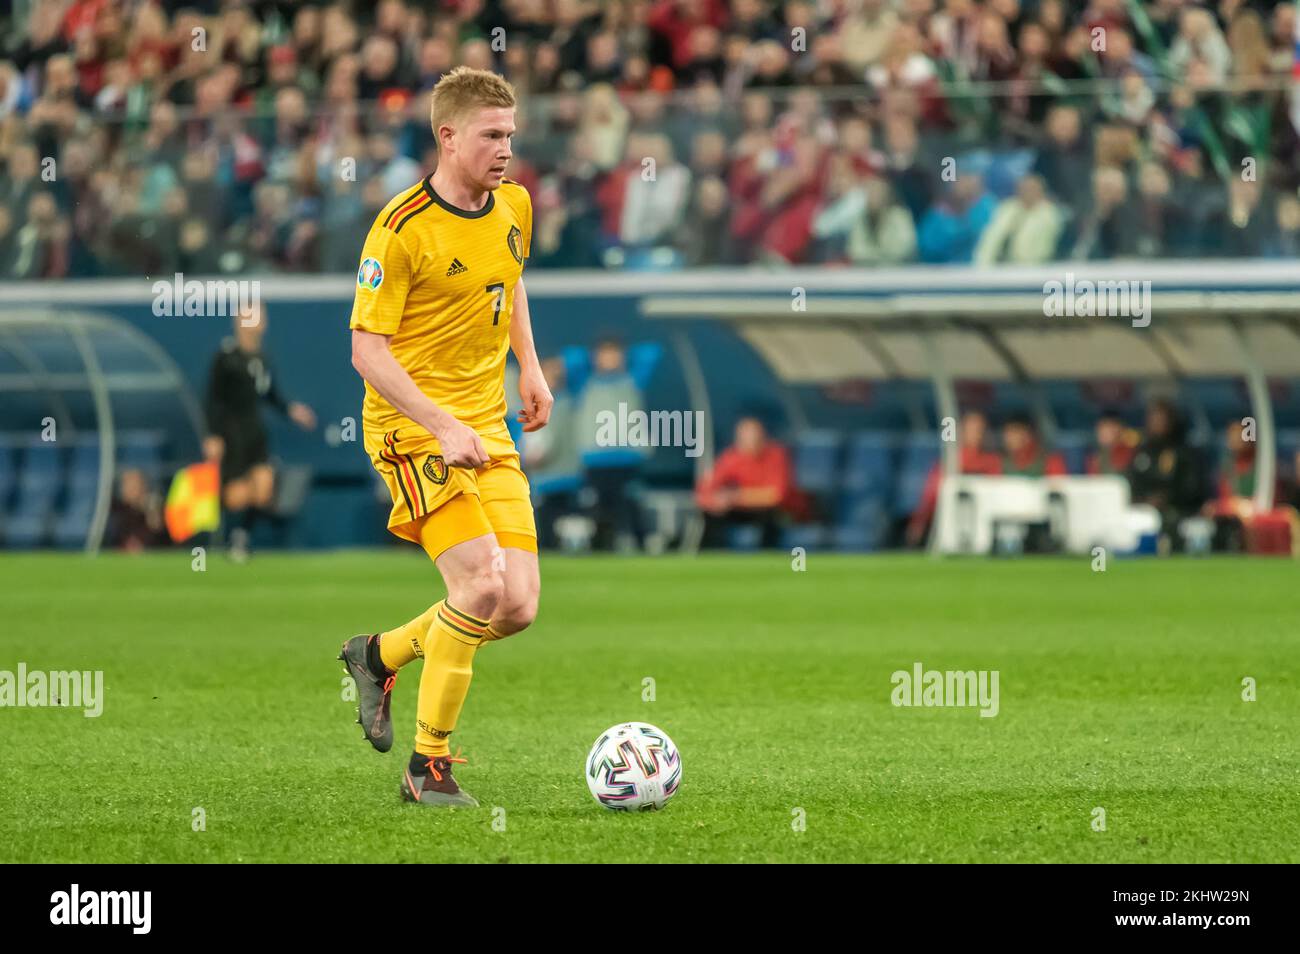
[165,461,221,542]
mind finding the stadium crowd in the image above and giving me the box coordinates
[3,0,1300,277]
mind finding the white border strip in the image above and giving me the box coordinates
[2,261,1300,304]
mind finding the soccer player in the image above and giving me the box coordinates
[338,67,553,808]
[204,303,317,561]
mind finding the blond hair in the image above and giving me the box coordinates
[429,66,516,149]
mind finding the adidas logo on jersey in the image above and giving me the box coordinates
[445,258,468,276]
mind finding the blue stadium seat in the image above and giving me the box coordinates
[1276,429,1300,467]
[67,437,102,494]
[1053,430,1091,475]
[794,430,844,496]
[894,433,940,518]
[832,493,890,552]
[0,439,16,514]
[782,523,828,552]
[1046,382,1094,430]
[724,524,763,551]
[841,432,896,499]
[1186,381,1249,430]
[6,440,65,548]
[21,438,63,479]
[53,495,96,549]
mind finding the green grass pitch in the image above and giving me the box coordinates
[1,551,1296,863]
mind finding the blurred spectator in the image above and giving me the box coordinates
[1227,9,1273,89]
[676,174,736,265]
[695,415,794,549]
[1207,420,1261,520]
[1167,146,1221,254]
[1167,7,1233,85]
[974,173,1063,265]
[13,191,68,279]
[880,113,933,222]
[847,176,917,265]
[1,0,1297,275]
[840,0,900,74]
[108,468,164,552]
[810,155,867,263]
[1032,106,1092,212]
[906,409,1003,547]
[574,337,649,552]
[1099,28,1157,82]
[1068,165,1139,259]
[1202,419,1292,551]
[0,205,17,271]
[917,173,996,264]
[1132,161,1189,258]
[2,142,44,220]
[1127,398,1206,548]
[866,21,938,96]
[1105,69,1157,127]
[1086,411,1138,475]
[617,132,691,250]
[1208,177,1277,257]
[998,414,1067,476]
[1273,194,1300,257]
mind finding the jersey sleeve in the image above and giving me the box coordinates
[517,185,533,271]
[349,215,413,336]
[523,190,532,264]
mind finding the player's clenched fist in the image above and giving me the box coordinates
[434,417,489,468]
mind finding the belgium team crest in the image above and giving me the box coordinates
[423,454,448,485]
[506,224,523,264]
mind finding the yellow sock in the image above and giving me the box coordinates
[414,600,487,758]
[378,603,441,672]
[478,623,507,646]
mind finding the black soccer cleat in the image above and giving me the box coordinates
[338,634,395,753]
[400,751,479,808]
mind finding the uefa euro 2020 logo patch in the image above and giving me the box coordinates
[358,257,384,291]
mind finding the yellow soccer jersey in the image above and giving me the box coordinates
[349,176,532,435]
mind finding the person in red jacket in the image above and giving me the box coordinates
[696,416,794,548]
[1204,419,1292,553]
[906,410,1002,546]
[1086,410,1138,475]
[1000,413,1068,476]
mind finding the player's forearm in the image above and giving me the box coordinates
[509,279,541,374]
[351,331,455,437]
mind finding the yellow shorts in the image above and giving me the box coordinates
[366,424,536,560]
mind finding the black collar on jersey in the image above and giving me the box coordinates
[423,177,495,219]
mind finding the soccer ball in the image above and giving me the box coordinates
[585,721,681,811]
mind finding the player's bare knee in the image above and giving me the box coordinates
[453,565,505,621]
[496,592,538,635]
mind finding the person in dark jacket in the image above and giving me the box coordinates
[204,302,316,560]
[1126,398,1206,550]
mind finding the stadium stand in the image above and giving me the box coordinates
[3,1,1300,276]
